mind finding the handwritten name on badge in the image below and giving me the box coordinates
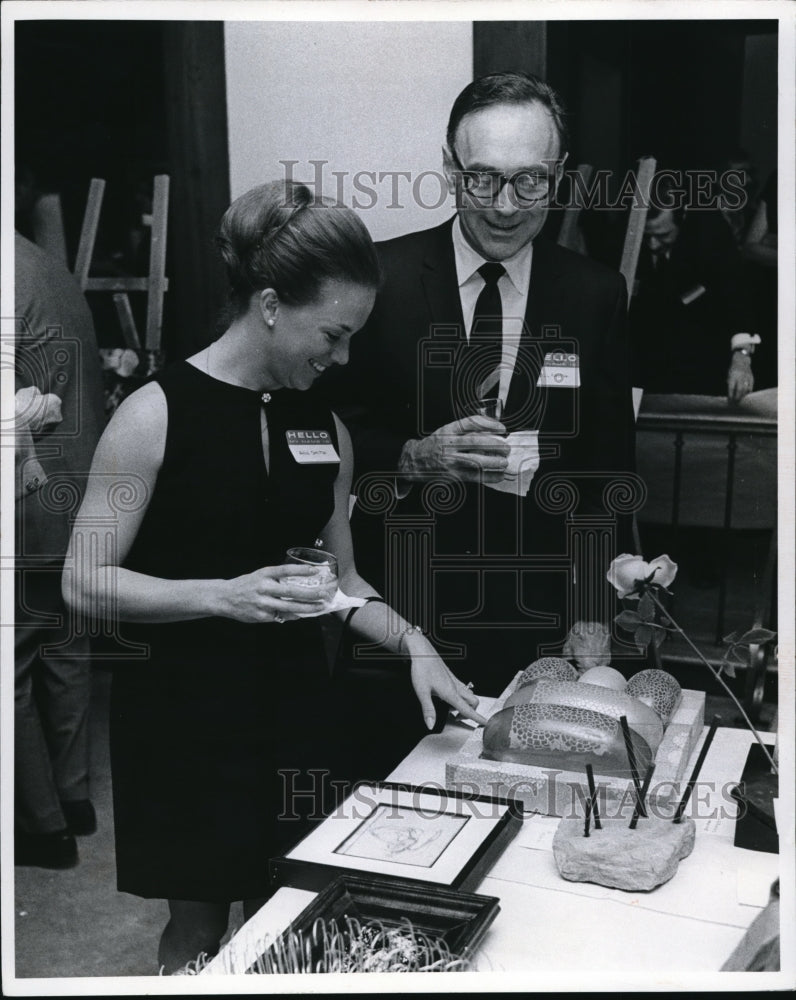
[536,352,581,388]
[286,430,340,464]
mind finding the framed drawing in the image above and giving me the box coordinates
[269,782,522,894]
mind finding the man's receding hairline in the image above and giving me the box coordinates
[450,98,563,156]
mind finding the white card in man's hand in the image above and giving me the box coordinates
[486,430,540,496]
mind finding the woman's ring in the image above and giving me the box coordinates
[274,614,285,624]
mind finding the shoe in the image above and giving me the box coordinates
[15,829,78,869]
[60,799,97,836]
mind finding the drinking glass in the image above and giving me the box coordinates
[283,547,338,603]
[474,397,504,420]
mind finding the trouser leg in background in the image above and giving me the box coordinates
[15,564,91,834]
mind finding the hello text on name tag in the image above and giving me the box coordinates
[286,429,340,464]
[536,351,581,388]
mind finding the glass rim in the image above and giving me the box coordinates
[285,546,338,566]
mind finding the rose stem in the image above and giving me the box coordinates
[619,715,646,819]
[629,763,656,830]
[673,714,720,824]
[647,590,778,776]
[586,763,602,830]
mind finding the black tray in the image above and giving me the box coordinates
[254,873,500,972]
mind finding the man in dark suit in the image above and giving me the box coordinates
[319,74,635,751]
[631,190,759,400]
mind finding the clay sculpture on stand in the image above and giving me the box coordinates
[482,666,677,779]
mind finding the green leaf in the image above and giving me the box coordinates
[638,592,655,622]
[652,627,668,649]
[722,630,740,646]
[722,661,737,679]
[737,628,777,646]
[615,610,642,630]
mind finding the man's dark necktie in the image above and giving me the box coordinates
[454,262,505,416]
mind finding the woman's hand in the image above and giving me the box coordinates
[409,652,487,730]
[219,564,337,623]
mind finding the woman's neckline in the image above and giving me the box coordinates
[185,359,280,397]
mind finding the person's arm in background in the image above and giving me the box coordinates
[742,198,777,268]
[14,386,62,501]
[695,210,761,405]
[727,334,759,404]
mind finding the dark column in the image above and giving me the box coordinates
[162,22,231,357]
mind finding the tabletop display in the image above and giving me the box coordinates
[446,662,705,816]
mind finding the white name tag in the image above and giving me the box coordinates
[536,351,581,388]
[286,429,340,464]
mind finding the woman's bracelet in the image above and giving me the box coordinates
[398,623,425,656]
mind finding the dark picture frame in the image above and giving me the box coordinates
[270,781,522,894]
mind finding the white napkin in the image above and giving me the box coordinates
[15,386,62,432]
[487,430,540,496]
[295,589,367,619]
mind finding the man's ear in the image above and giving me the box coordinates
[442,146,457,196]
[554,151,569,185]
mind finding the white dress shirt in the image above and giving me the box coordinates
[451,216,534,405]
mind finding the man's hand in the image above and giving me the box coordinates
[728,351,754,404]
[398,416,510,483]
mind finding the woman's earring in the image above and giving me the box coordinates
[266,318,275,328]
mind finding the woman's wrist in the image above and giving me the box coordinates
[203,578,231,618]
[398,623,427,657]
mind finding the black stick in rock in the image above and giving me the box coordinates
[619,715,646,819]
[584,793,592,838]
[673,715,721,824]
[629,763,656,830]
[586,763,602,830]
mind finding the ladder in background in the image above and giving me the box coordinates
[619,155,657,300]
[73,175,170,352]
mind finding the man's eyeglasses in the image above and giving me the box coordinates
[450,149,559,205]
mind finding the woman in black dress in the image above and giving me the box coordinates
[65,181,483,972]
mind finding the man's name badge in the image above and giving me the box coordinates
[536,352,581,388]
[286,430,340,464]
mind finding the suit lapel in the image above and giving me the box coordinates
[419,220,466,427]
[420,219,465,333]
[504,239,565,430]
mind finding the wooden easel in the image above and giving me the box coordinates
[73,175,170,352]
[619,155,657,301]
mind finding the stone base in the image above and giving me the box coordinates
[446,675,705,816]
[553,814,696,891]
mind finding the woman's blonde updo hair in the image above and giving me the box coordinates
[216,180,381,316]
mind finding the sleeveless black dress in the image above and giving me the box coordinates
[110,362,342,902]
